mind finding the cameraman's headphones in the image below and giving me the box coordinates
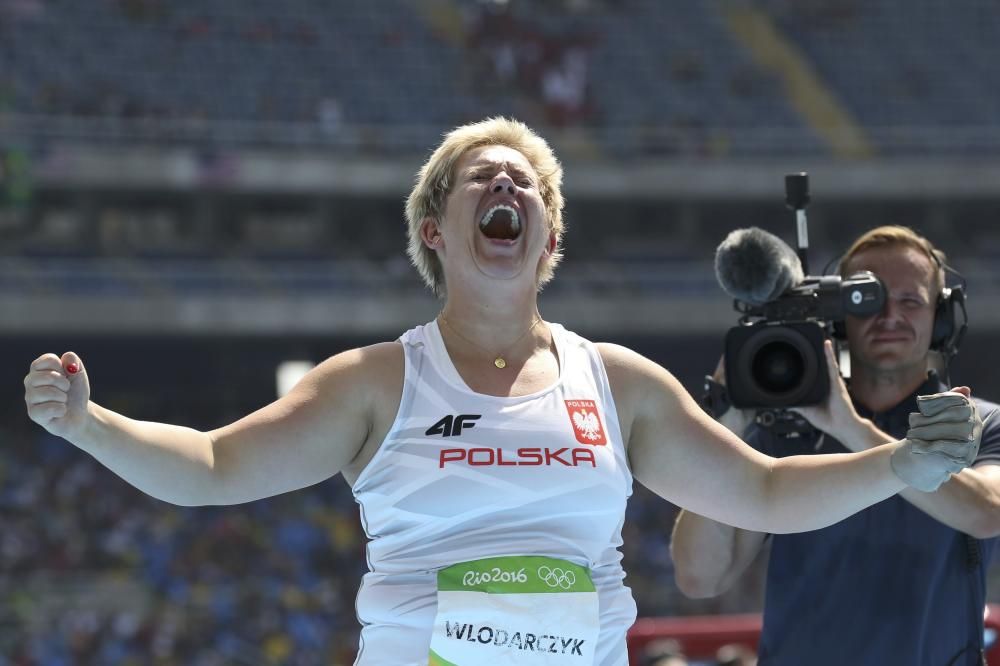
[929,257,968,360]
[828,246,968,361]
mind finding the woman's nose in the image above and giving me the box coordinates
[491,175,515,195]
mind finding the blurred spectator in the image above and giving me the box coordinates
[462,1,596,126]
[462,1,541,96]
[541,41,591,126]
[641,638,690,666]
[715,643,757,666]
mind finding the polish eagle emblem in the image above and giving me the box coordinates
[564,399,607,445]
[572,409,604,441]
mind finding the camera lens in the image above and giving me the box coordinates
[752,341,806,394]
[733,324,822,406]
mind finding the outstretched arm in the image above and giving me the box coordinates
[817,414,1000,538]
[789,342,1000,537]
[599,343,976,534]
[24,343,402,506]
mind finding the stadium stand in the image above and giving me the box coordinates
[758,0,1000,155]
[0,0,819,155]
[4,1,1000,663]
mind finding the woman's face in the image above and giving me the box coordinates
[425,144,553,291]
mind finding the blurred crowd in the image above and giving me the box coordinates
[460,0,599,128]
[1,422,365,665]
[639,638,756,666]
[0,411,764,664]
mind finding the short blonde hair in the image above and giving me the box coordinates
[838,225,946,294]
[405,117,565,297]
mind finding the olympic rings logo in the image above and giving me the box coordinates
[537,565,576,589]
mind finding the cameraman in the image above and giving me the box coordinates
[671,226,1000,665]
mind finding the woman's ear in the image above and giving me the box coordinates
[420,217,443,249]
[543,230,558,257]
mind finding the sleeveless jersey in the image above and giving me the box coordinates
[351,321,636,665]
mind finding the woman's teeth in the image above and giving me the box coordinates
[479,204,521,240]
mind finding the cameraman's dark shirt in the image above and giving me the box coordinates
[747,373,1000,666]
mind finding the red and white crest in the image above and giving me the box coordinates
[564,399,607,445]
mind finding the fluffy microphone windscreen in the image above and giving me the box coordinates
[714,227,805,305]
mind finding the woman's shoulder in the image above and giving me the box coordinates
[309,341,405,407]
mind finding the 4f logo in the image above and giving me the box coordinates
[426,414,481,437]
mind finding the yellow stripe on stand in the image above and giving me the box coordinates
[722,5,874,158]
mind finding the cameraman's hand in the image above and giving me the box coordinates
[890,387,984,492]
[711,356,756,437]
[789,340,860,444]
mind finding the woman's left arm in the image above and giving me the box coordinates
[597,343,974,534]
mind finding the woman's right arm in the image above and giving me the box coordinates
[24,343,402,506]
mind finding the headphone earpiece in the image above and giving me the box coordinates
[930,283,967,358]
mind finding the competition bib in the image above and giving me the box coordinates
[428,556,599,665]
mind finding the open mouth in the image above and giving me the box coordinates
[479,204,521,241]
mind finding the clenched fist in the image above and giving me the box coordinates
[24,352,92,441]
[890,389,985,492]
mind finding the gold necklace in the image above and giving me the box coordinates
[439,314,543,369]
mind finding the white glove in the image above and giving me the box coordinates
[890,391,983,492]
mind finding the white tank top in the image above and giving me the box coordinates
[351,321,636,666]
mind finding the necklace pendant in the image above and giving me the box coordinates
[494,357,507,369]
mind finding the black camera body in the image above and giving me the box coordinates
[724,272,885,409]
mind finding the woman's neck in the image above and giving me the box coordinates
[439,283,542,349]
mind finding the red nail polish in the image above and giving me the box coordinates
[66,363,79,375]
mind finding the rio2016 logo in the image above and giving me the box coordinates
[462,567,528,586]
